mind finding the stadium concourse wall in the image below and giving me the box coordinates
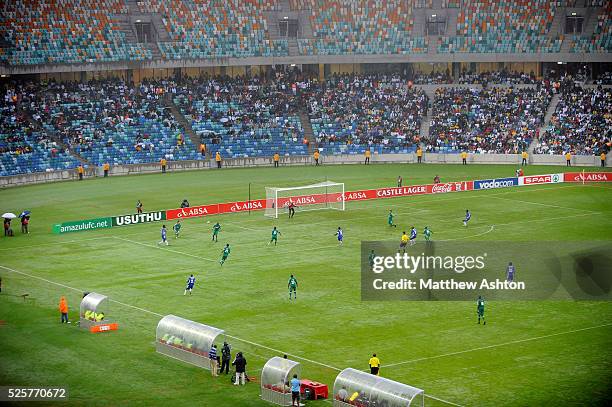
[51,172,612,234]
[1,153,610,188]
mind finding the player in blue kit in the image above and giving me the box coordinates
[409,226,417,246]
[463,209,471,227]
[335,227,344,245]
[506,262,515,282]
[158,225,168,246]
[184,274,196,295]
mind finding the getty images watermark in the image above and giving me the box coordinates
[361,241,612,301]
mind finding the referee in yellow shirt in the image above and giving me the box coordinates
[369,353,380,375]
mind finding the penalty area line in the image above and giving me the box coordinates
[113,236,217,263]
[384,322,612,369]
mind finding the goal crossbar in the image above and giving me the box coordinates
[265,181,345,218]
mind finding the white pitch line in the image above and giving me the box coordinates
[437,225,495,241]
[0,263,340,372]
[224,334,343,372]
[113,236,217,262]
[232,224,260,232]
[487,195,598,213]
[0,264,165,317]
[425,394,465,407]
[384,322,612,369]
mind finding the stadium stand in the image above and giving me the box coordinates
[307,74,427,154]
[427,85,552,154]
[534,84,611,155]
[570,1,612,53]
[138,0,288,59]
[1,84,80,176]
[173,75,308,158]
[35,80,200,166]
[438,0,563,53]
[294,0,428,55]
[0,0,151,65]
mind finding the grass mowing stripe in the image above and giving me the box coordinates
[0,263,466,407]
[384,322,612,369]
[487,195,599,213]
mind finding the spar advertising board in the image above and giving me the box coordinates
[519,173,564,185]
[563,172,612,183]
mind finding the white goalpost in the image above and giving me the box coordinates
[264,181,345,218]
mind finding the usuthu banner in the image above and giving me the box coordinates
[361,241,612,301]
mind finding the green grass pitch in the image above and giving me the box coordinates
[0,163,611,406]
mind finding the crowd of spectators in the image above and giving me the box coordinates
[534,84,611,155]
[594,71,612,85]
[2,70,611,176]
[457,70,538,85]
[173,71,310,158]
[427,85,552,153]
[307,74,428,153]
[26,79,199,165]
[1,82,78,175]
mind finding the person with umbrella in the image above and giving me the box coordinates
[19,211,30,234]
[2,213,16,237]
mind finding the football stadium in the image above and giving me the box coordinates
[0,1,611,406]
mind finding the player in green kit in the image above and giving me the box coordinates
[268,226,281,246]
[368,250,376,269]
[212,222,221,242]
[477,295,486,325]
[173,220,181,238]
[288,274,298,300]
[423,226,432,241]
[388,210,397,228]
[220,244,231,265]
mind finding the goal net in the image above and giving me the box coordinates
[264,181,345,218]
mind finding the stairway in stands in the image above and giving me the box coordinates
[166,95,204,156]
[298,110,314,153]
[533,93,561,151]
